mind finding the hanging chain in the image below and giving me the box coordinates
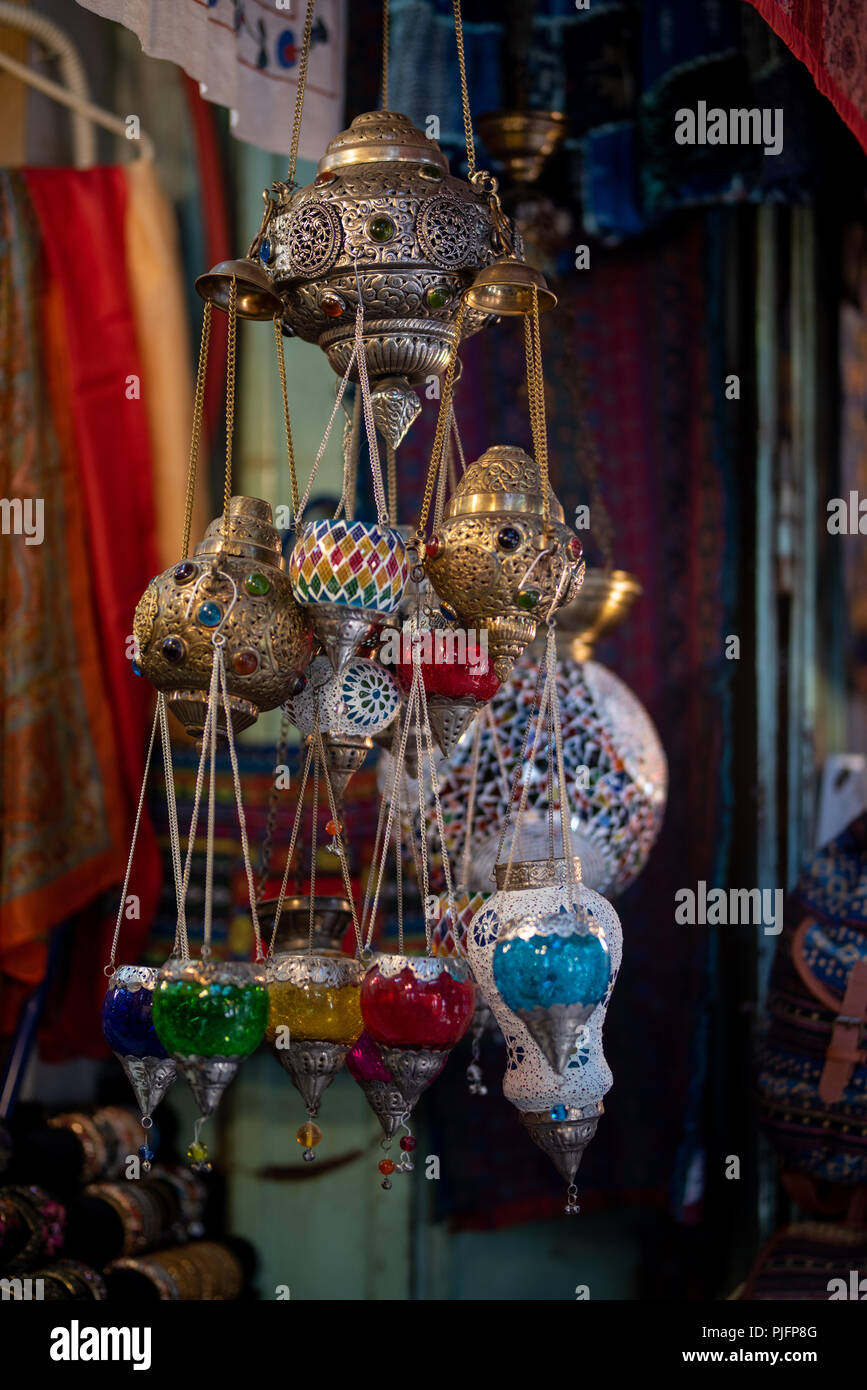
[222,276,238,534]
[386,440,398,524]
[287,0,316,188]
[417,299,466,537]
[452,0,476,178]
[106,705,161,974]
[269,739,315,956]
[524,284,551,528]
[381,0,390,110]
[274,317,300,517]
[182,302,212,558]
[257,710,292,901]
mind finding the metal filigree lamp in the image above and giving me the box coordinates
[134,497,311,738]
[424,445,584,680]
[261,110,501,449]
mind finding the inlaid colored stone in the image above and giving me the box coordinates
[517,587,541,611]
[420,163,443,181]
[497,525,523,552]
[368,214,395,243]
[233,649,259,676]
[173,562,196,584]
[259,237,272,264]
[161,636,186,663]
[426,534,441,558]
[315,170,336,186]
[569,535,584,560]
[426,286,449,310]
[321,293,345,318]
[245,572,270,596]
[197,601,222,627]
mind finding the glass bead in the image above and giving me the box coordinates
[138,1144,155,1163]
[497,525,523,552]
[303,1149,316,1162]
[325,818,341,836]
[197,601,222,628]
[233,649,259,676]
[368,215,395,243]
[297,1121,322,1149]
[378,1159,395,1175]
[173,562,196,584]
[381,1177,392,1190]
[161,635,186,663]
[245,572,270,596]
[187,1141,208,1164]
[425,286,449,310]
[399,1136,416,1152]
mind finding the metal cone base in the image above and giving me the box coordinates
[357,1078,412,1140]
[370,376,422,450]
[118,1055,178,1120]
[178,1056,241,1121]
[276,1039,349,1117]
[380,1046,448,1107]
[518,1105,602,1185]
[311,605,381,676]
[427,695,478,757]
[516,1001,596,1077]
[319,734,373,807]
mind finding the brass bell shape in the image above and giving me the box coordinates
[463,258,557,317]
[195,258,283,321]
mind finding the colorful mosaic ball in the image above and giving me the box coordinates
[289,519,408,614]
[434,655,668,898]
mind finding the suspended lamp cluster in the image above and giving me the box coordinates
[97,0,665,1216]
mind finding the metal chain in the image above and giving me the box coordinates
[452,0,476,177]
[269,740,314,956]
[524,284,551,527]
[159,695,187,958]
[381,0,389,111]
[222,275,238,535]
[417,299,466,536]
[287,0,316,188]
[308,718,320,952]
[219,652,265,960]
[491,657,547,875]
[314,728,364,955]
[257,711,292,902]
[274,317,300,517]
[182,302,212,558]
[106,703,161,973]
[386,440,398,524]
